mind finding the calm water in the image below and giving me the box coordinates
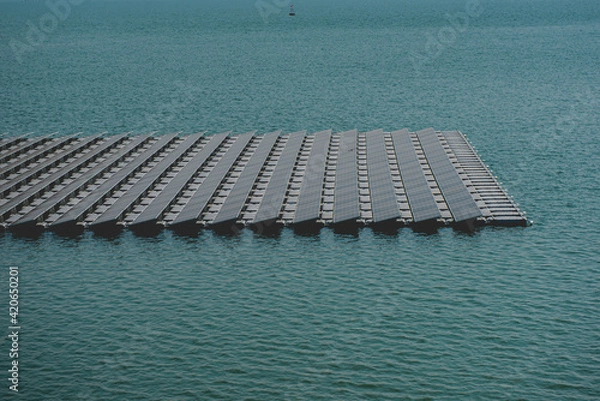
[1,1,599,399]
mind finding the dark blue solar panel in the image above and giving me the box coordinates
[365,129,400,223]
[293,130,332,224]
[129,132,230,227]
[391,129,441,223]
[333,130,360,224]
[416,128,481,223]
[0,136,56,168]
[90,132,206,227]
[0,135,99,197]
[253,131,305,224]
[170,132,254,226]
[10,134,129,227]
[50,134,175,227]
[212,131,281,225]
[0,135,106,220]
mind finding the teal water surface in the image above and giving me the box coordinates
[1,1,599,400]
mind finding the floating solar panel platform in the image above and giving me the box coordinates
[0,129,528,236]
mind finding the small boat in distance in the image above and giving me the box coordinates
[289,4,295,16]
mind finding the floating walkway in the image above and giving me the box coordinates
[0,129,528,236]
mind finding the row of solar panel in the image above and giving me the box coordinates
[441,130,526,223]
[0,130,526,234]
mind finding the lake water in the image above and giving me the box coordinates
[0,0,599,399]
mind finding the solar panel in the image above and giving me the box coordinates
[0,128,528,234]
[0,136,37,157]
[9,134,130,227]
[333,129,360,224]
[252,131,306,224]
[391,129,441,223]
[0,136,52,166]
[212,131,281,225]
[0,137,22,152]
[0,135,99,197]
[293,130,332,224]
[365,129,401,223]
[169,132,254,227]
[90,132,206,228]
[0,137,73,178]
[50,134,176,227]
[128,132,230,228]
[0,135,111,220]
[416,128,481,223]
